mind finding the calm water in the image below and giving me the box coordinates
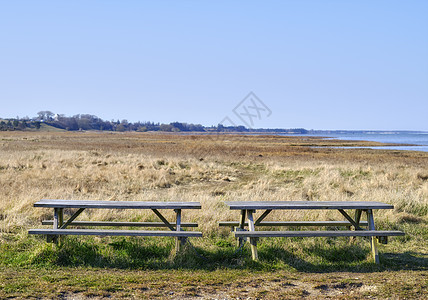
[291,132,428,152]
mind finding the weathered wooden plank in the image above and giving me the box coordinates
[42,221,198,227]
[219,221,369,227]
[225,201,393,210]
[34,199,201,209]
[234,230,405,238]
[29,229,202,237]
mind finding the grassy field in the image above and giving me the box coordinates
[0,131,427,299]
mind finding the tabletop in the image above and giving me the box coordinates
[34,199,202,210]
[225,201,394,210]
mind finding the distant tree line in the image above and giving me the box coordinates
[0,111,207,132]
[1,111,308,133]
[0,119,41,131]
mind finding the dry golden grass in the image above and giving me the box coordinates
[0,131,427,241]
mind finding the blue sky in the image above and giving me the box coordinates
[0,1,427,130]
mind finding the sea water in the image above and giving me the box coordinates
[290,132,428,152]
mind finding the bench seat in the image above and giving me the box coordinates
[29,229,202,237]
[234,230,404,238]
[219,221,368,227]
[42,220,198,227]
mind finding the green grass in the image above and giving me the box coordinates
[0,215,426,299]
[0,232,427,299]
[1,227,426,272]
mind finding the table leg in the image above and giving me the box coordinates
[350,209,363,243]
[367,209,379,264]
[49,208,61,243]
[58,208,64,244]
[175,209,185,253]
[236,209,247,247]
[239,209,246,229]
[58,208,64,227]
[247,210,258,261]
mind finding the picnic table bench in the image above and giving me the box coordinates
[222,201,404,263]
[29,199,202,253]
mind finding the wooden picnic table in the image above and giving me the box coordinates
[29,199,202,253]
[223,201,404,263]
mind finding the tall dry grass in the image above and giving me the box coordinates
[0,132,427,248]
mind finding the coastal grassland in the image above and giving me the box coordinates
[0,131,427,299]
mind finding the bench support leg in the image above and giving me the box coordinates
[367,209,379,264]
[247,210,258,261]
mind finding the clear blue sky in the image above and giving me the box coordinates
[1,0,427,130]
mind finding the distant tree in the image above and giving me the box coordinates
[170,122,185,131]
[46,111,54,120]
[37,111,54,121]
[116,123,126,132]
[159,124,174,132]
[17,121,26,130]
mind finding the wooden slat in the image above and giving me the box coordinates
[42,221,198,227]
[219,221,369,227]
[34,199,201,210]
[234,230,405,238]
[29,229,202,237]
[225,201,394,210]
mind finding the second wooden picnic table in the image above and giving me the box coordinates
[223,201,404,263]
